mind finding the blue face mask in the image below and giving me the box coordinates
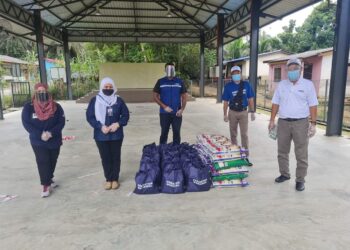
[287,70,300,82]
[231,74,241,82]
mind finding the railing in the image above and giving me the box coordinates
[190,78,350,129]
[256,79,350,129]
[11,81,31,107]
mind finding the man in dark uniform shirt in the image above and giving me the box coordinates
[153,63,187,144]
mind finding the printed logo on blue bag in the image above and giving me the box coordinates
[166,181,181,188]
[137,182,153,190]
[193,179,208,185]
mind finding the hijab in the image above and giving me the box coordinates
[32,83,57,121]
[94,77,118,125]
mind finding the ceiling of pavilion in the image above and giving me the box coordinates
[0,0,321,46]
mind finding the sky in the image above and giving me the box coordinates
[260,2,322,36]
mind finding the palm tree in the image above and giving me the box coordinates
[224,38,249,60]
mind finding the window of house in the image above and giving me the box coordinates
[11,64,21,77]
[274,67,281,82]
[303,63,313,80]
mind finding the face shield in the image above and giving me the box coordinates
[165,65,176,78]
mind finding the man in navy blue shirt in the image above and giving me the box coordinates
[153,63,187,144]
[222,66,255,165]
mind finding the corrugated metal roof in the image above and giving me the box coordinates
[0,55,30,64]
[0,0,323,44]
[224,50,290,64]
[213,0,323,46]
[264,48,334,63]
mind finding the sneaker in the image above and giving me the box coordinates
[105,182,112,190]
[246,158,253,167]
[50,180,59,188]
[275,175,291,183]
[111,181,120,190]
[41,185,50,198]
[296,182,305,191]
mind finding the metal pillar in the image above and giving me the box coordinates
[326,0,350,136]
[62,28,73,100]
[0,92,4,120]
[216,13,224,103]
[199,31,205,97]
[34,10,47,84]
[249,0,261,111]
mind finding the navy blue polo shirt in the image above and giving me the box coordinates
[153,76,187,114]
[222,81,255,107]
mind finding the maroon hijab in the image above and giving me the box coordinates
[32,83,57,121]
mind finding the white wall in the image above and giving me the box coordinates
[244,52,289,81]
[320,54,333,80]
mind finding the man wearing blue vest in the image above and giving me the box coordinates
[153,63,187,144]
[222,65,255,166]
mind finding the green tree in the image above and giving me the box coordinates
[295,1,336,52]
[224,38,249,60]
[0,33,33,59]
[23,50,40,83]
[277,20,299,53]
[259,31,281,53]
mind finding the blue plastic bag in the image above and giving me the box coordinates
[134,171,160,194]
[161,167,185,194]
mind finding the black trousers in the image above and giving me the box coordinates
[159,113,182,145]
[95,140,123,182]
[31,145,60,186]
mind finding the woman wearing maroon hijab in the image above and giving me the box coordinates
[22,83,65,198]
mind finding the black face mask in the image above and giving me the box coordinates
[102,89,114,96]
[36,92,49,102]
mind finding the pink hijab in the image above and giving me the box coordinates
[32,83,57,121]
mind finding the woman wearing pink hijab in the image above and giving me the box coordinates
[22,83,65,198]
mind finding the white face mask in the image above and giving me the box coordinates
[165,65,176,78]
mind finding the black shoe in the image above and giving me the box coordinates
[275,175,290,183]
[296,182,305,191]
[246,158,253,167]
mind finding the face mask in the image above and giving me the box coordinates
[102,89,114,96]
[165,65,176,78]
[36,92,49,102]
[288,70,300,82]
[231,74,241,82]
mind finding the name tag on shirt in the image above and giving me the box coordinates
[107,107,113,117]
[32,113,38,119]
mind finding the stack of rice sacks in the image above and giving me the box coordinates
[196,134,250,187]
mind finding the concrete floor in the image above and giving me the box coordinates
[1,99,350,250]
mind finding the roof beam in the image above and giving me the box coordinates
[76,14,184,18]
[100,7,164,11]
[167,0,216,14]
[22,0,53,8]
[202,0,230,26]
[191,0,232,12]
[67,28,200,41]
[57,0,104,27]
[27,0,82,11]
[0,0,61,42]
[156,1,206,30]
[260,12,281,20]
[26,0,64,22]
[70,21,194,25]
[205,0,253,44]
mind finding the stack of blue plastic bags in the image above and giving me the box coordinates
[134,143,212,194]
